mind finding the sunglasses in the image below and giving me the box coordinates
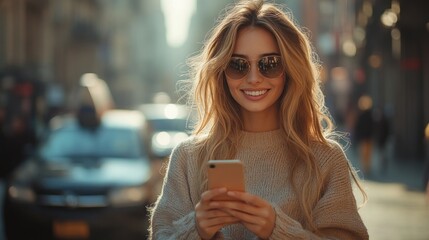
[225,55,284,80]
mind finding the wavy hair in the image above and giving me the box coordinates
[183,0,366,231]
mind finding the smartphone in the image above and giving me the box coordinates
[207,159,245,201]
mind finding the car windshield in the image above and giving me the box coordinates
[40,127,143,159]
[149,118,190,133]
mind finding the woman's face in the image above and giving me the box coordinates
[225,26,285,118]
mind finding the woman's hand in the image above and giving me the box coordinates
[195,188,240,239]
[210,191,276,239]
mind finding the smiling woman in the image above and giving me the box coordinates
[161,0,196,48]
[149,0,368,239]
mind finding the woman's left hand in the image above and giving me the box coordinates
[210,191,276,239]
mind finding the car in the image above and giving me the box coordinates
[138,103,194,160]
[3,109,154,240]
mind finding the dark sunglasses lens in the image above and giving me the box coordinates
[226,58,249,79]
[258,56,283,78]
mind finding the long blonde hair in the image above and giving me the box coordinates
[184,0,366,231]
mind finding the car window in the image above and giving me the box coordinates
[41,127,144,159]
[149,118,190,132]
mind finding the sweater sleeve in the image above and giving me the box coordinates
[269,143,369,240]
[149,140,203,240]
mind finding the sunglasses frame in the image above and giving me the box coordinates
[224,54,284,80]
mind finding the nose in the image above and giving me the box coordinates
[246,64,262,84]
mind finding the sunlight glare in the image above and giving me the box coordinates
[161,0,196,48]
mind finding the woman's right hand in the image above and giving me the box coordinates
[195,188,239,239]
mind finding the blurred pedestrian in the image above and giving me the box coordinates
[0,106,8,178]
[149,1,368,239]
[354,95,374,175]
[2,114,37,178]
[373,107,390,171]
[425,123,429,204]
[425,167,429,204]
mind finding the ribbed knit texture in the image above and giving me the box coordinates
[150,129,368,240]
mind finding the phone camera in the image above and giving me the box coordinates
[209,164,216,168]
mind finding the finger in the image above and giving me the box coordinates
[196,207,232,220]
[211,201,274,224]
[226,191,267,207]
[200,216,240,229]
[222,208,275,239]
[201,188,227,202]
[210,200,259,215]
[223,208,265,225]
[198,215,240,237]
[226,191,261,204]
[206,209,235,219]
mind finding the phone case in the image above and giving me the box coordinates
[207,159,245,201]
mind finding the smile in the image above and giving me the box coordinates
[243,90,268,96]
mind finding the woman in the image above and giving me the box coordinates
[149,0,368,239]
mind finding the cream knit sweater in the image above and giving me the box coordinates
[149,129,368,239]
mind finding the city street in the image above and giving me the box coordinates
[1,0,428,239]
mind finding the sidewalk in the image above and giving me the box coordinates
[346,143,429,240]
[356,181,429,240]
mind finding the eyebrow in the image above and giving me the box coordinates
[231,52,281,59]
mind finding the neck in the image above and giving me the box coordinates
[241,110,280,132]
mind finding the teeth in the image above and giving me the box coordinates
[244,90,267,96]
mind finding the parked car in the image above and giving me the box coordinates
[138,103,194,160]
[3,109,153,240]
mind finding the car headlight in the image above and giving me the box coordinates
[109,186,149,207]
[152,132,188,149]
[153,131,171,148]
[8,185,36,203]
